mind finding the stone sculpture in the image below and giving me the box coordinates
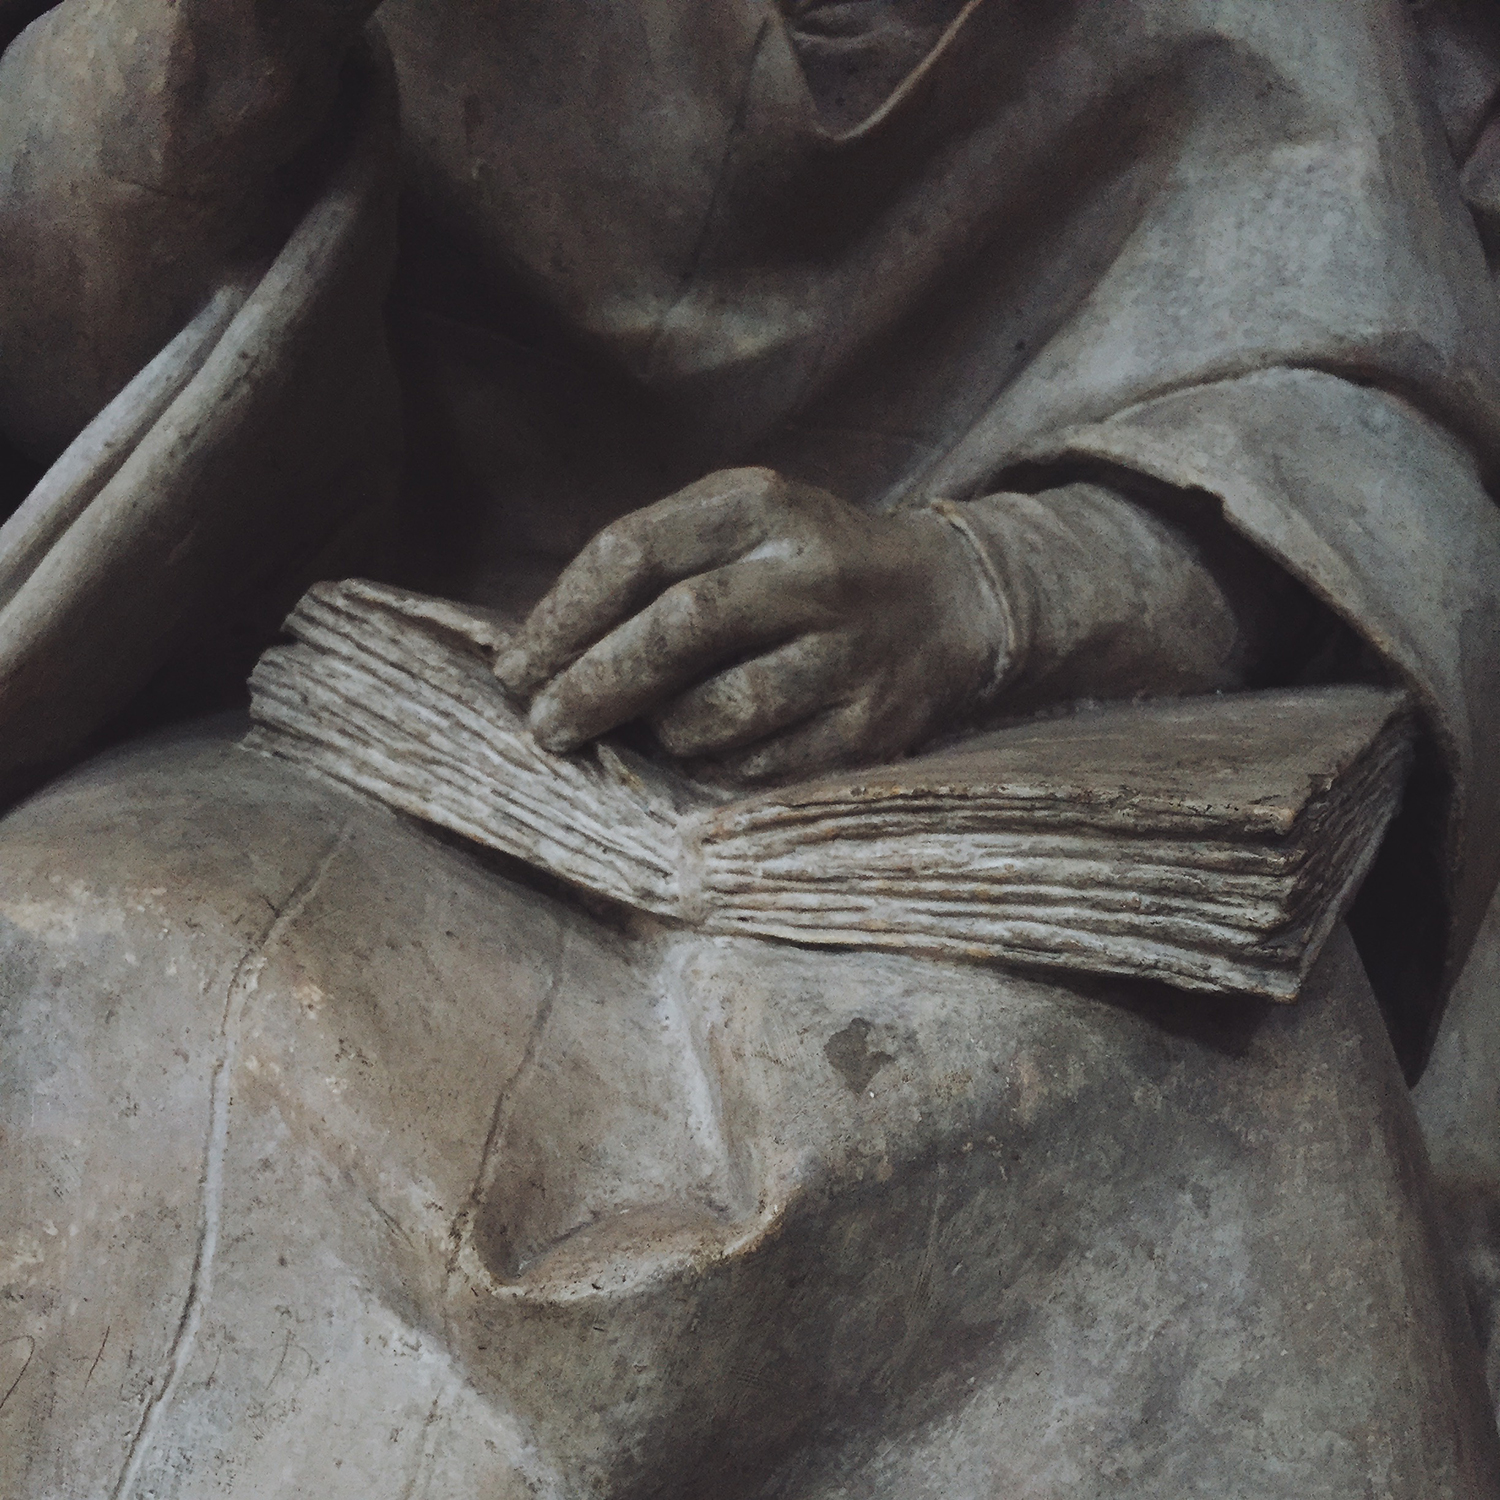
[2,1,1500,1494]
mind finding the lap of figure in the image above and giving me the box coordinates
[0,717,1495,1500]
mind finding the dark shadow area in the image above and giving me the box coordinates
[1030,965,1276,1062]
[1348,752,1453,1084]
[0,434,41,528]
[0,0,53,52]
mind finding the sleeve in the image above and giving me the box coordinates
[927,478,1336,719]
[987,368,1500,1072]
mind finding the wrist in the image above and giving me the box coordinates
[919,499,1029,709]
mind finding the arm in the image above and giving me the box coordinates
[496,466,1325,783]
[0,0,380,460]
[935,480,1320,713]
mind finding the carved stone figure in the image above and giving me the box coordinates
[2,2,1500,1495]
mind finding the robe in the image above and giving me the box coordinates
[2,1,1500,1493]
[2,0,1498,1064]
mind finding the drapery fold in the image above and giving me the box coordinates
[0,34,400,792]
[976,370,1500,1062]
[1,0,1497,1053]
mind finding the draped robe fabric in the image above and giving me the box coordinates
[384,0,1500,1069]
[3,1,1500,1492]
[1,0,1498,1058]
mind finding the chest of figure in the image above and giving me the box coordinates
[378,1,783,358]
[376,1,968,359]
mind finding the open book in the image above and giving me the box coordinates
[246,579,1415,1000]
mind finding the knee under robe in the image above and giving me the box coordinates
[4,1,1500,1491]
[0,719,1496,1497]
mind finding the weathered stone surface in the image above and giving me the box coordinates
[4,0,1500,1489]
[1,720,1495,1496]
[1417,886,1500,1425]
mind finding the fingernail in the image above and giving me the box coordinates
[493,648,530,692]
[528,699,576,755]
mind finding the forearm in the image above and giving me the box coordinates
[0,1,368,459]
[938,481,1321,715]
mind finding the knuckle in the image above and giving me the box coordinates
[724,465,779,493]
[840,697,879,742]
[725,466,785,513]
[657,579,707,635]
[713,666,763,721]
[588,519,649,577]
[730,659,770,705]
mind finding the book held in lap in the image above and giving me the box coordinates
[245,579,1414,1000]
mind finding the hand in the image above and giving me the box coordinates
[495,468,1004,783]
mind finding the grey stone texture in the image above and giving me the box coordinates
[2,0,1500,1490]
[0,722,1496,1496]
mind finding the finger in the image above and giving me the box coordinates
[651,634,846,757]
[529,559,832,752]
[711,702,876,785]
[494,468,785,695]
